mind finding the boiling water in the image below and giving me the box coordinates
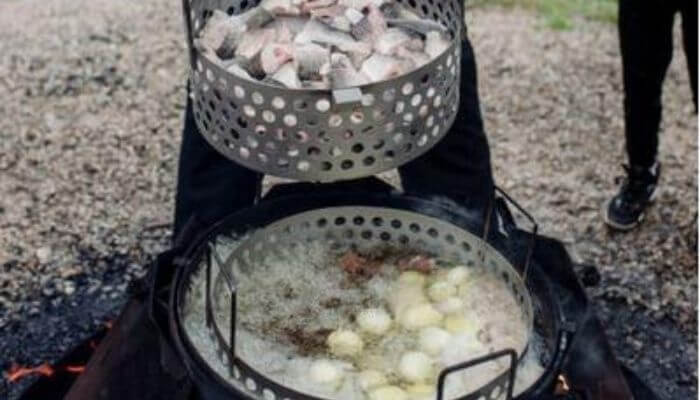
[182,235,545,400]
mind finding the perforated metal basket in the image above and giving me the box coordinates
[183,0,463,182]
[180,201,535,400]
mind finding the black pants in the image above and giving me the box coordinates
[619,0,698,169]
[174,37,494,237]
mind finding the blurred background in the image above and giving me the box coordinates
[0,0,696,399]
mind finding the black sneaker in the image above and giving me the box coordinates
[602,163,660,231]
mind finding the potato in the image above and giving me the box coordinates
[357,308,392,335]
[327,329,364,356]
[400,304,443,330]
[418,327,451,356]
[369,386,409,400]
[398,352,433,382]
[310,360,343,384]
[427,281,456,302]
[358,369,388,392]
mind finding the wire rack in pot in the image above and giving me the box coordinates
[182,0,463,182]
[200,201,536,400]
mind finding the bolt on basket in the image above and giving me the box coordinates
[182,0,464,182]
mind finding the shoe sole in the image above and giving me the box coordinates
[601,187,657,231]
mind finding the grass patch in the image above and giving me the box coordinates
[469,0,618,29]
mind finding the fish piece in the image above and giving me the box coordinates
[293,42,331,80]
[338,0,386,11]
[295,18,359,48]
[235,7,276,30]
[380,2,421,20]
[350,5,386,42]
[336,41,373,69]
[260,43,294,74]
[374,28,422,55]
[196,10,245,59]
[360,53,414,81]
[236,28,276,60]
[396,47,431,68]
[226,62,255,81]
[344,8,364,24]
[311,5,352,32]
[260,0,301,16]
[270,62,302,88]
[300,0,336,12]
[326,53,369,88]
[268,16,308,41]
[386,18,448,35]
[235,55,266,79]
[425,31,450,58]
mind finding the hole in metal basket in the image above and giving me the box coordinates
[321,161,332,171]
[246,378,257,391]
[353,216,365,225]
[243,105,256,117]
[399,235,409,244]
[352,143,364,153]
[284,114,298,127]
[335,217,346,226]
[411,94,422,107]
[373,139,385,150]
[419,105,429,117]
[317,218,328,227]
[427,228,439,238]
[350,110,365,124]
[402,83,414,95]
[316,99,330,112]
[362,94,375,106]
[344,130,354,140]
[277,158,289,169]
[418,134,429,147]
[462,242,472,252]
[252,92,264,105]
[329,114,343,127]
[372,217,383,227]
[361,230,373,240]
[363,156,375,166]
[272,97,285,109]
[297,161,310,171]
[262,110,276,123]
[341,160,354,170]
[390,219,402,229]
[294,131,309,143]
[380,232,391,241]
[308,147,321,157]
[394,101,405,114]
[384,150,395,161]
[409,223,420,233]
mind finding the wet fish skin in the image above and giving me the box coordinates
[295,18,359,48]
[227,62,255,81]
[293,42,331,80]
[270,62,302,88]
[396,47,431,68]
[338,0,386,11]
[311,5,352,32]
[196,10,245,59]
[386,18,448,35]
[260,43,295,74]
[326,53,369,88]
[236,28,277,60]
[300,0,336,12]
[424,31,450,58]
[350,5,386,42]
[374,28,423,56]
[360,53,414,81]
[380,3,421,20]
[260,0,301,16]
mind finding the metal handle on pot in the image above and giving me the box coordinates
[205,243,238,375]
[437,348,518,400]
[481,186,539,280]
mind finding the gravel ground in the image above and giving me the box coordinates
[0,0,696,399]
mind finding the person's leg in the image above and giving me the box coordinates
[603,0,677,230]
[173,85,263,239]
[398,35,494,211]
[619,0,676,169]
[680,0,698,109]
